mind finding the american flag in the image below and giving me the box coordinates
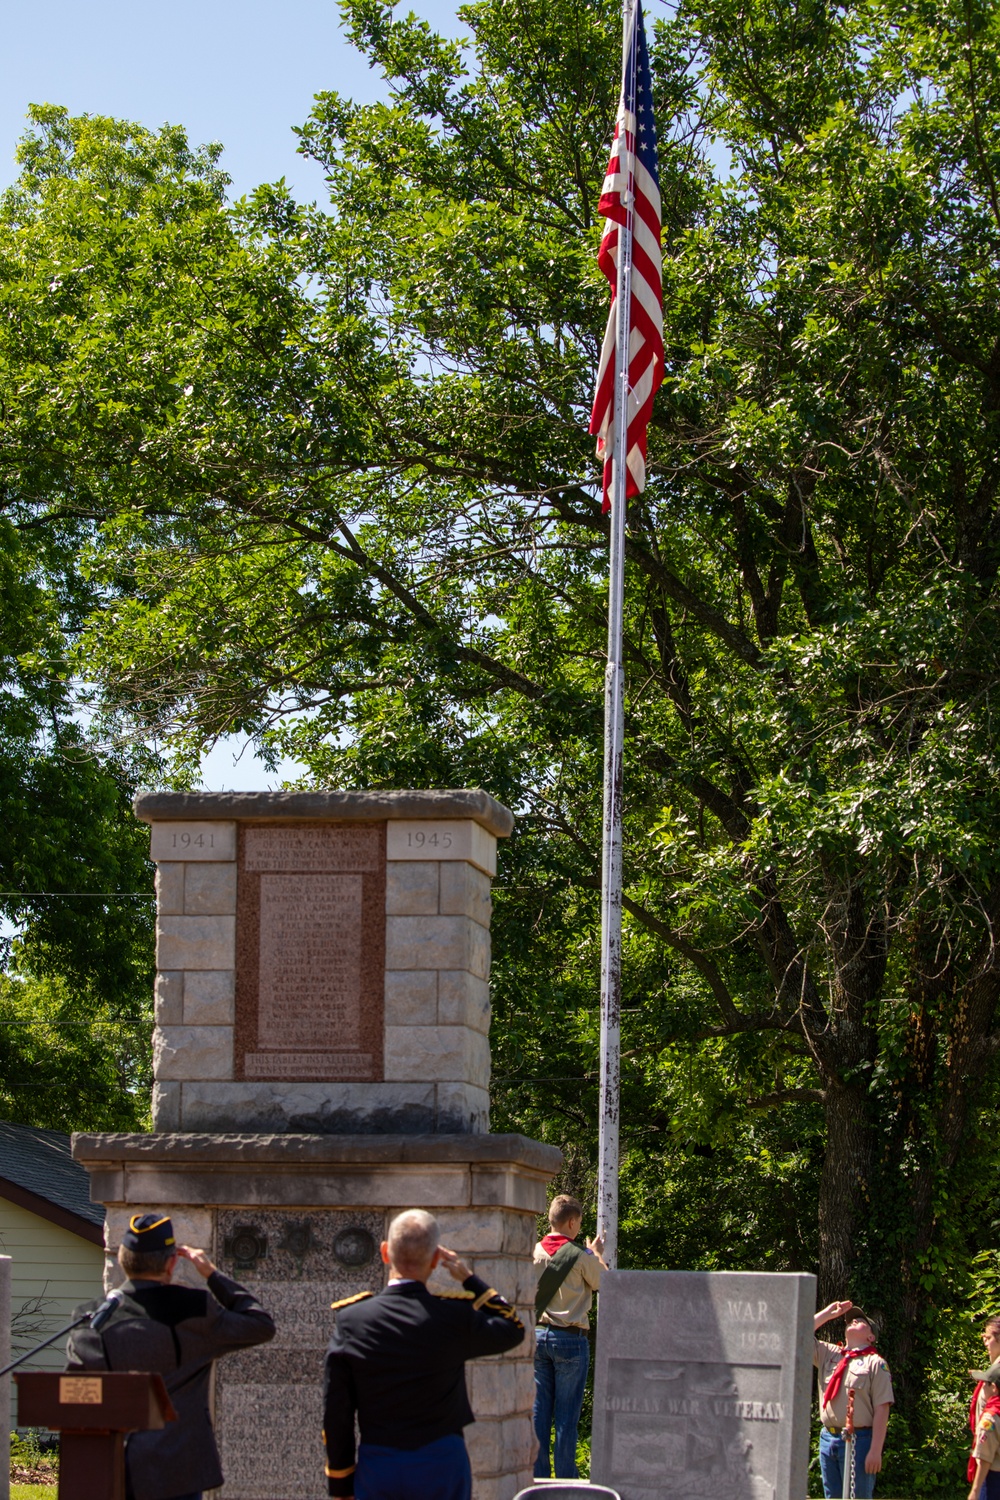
[589,0,664,513]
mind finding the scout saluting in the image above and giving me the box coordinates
[323,1209,524,1500]
[813,1300,894,1499]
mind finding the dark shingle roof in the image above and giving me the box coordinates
[0,1122,104,1228]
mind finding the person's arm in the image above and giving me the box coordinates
[181,1246,276,1350]
[437,1246,525,1357]
[323,1337,358,1499]
[865,1402,890,1473]
[969,1456,990,1500]
[65,1303,111,1371]
[815,1300,854,1333]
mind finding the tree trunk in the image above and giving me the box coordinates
[817,1076,872,1304]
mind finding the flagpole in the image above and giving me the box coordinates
[596,0,636,1274]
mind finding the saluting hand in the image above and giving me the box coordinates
[437,1246,472,1282]
[178,1245,217,1280]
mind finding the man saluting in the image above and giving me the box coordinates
[323,1209,525,1500]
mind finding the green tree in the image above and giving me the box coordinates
[7,0,1000,1447]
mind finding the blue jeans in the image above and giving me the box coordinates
[356,1434,470,1500]
[819,1426,875,1498]
[533,1325,590,1479]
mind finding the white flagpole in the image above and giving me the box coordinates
[597,0,636,1273]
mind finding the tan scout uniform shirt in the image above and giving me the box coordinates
[533,1242,602,1330]
[814,1339,895,1429]
[974,1406,1000,1473]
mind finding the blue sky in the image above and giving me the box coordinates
[1,0,464,202]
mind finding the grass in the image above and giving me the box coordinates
[12,1487,56,1498]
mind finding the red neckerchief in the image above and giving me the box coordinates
[968,1394,1000,1482]
[822,1344,879,1409]
[540,1233,571,1256]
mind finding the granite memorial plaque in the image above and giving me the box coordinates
[591,1270,815,1500]
[214,1208,383,1500]
[235,822,385,1083]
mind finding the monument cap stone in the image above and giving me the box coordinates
[591,1268,816,1500]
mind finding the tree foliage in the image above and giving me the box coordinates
[6,0,1000,1474]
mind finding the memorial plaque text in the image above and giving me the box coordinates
[235,822,386,1082]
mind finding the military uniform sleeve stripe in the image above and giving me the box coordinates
[325,1464,357,1477]
[472,1287,500,1311]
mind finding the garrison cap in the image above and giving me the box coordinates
[122,1214,176,1252]
[981,1359,1000,1385]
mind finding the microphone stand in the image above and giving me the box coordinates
[0,1313,91,1380]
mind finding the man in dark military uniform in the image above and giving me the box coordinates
[323,1208,525,1500]
[66,1213,275,1500]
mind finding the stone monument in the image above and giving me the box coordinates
[73,790,562,1500]
[591,1269,816,1500]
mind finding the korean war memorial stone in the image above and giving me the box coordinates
[73,789,562,1500]
[591,1269,816,1500]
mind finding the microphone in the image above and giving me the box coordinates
[89,1289,125,1332]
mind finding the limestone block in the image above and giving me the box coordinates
[153,1024,233,1081]
[384,970,438,1029]
[122,1156,471,1211]
[439,861,492,925]
[156,914,235,971]
[513,1358,536,1411]
[472,1167,552,1215]
[468,1358,520,1417]
[154,863,184,915]
[384,1024,469,1083]
[149,820,236,862]
[386,819,497,876]
[88,1169,123,1204]
[498,1414,534,1471]
[436,1082,490,1133]
[152,1080,181,1132]
[154,970,184,1027]
[385,861,439,915]
[432,1208,508,1254]
[437,970,490,1034]
[183,969,235,1025]
[183,861,238,915]
[385,916,489,978]
[467,1029,490,1089]
[178,1080,439,1138]
[502,1214,538,1258]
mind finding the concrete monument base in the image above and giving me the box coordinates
[73,1131,562,1500]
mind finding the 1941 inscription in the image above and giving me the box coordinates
[235,822,386,1083]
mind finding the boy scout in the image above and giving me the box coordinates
[323,1208,524,1500]
[968,1358,1000,1500]
[814,1299,894,1498]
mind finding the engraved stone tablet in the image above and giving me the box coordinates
[591,1270,815,1500]
[235,822,385,1083]
[386,819,497,875]
[150,821,236,862]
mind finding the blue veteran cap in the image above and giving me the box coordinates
[122,1214,176,1253]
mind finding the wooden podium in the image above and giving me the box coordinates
[15,1371,176,1500]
